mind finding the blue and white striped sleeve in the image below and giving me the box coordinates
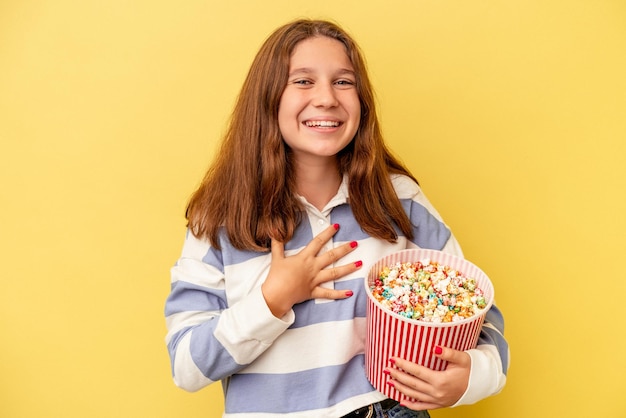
[164,231,294,392]
[394,174,510,404]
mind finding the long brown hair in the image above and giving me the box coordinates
[186,19,416,251]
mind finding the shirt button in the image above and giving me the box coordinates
[318,219,325,226]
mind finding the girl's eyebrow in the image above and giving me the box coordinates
[288,67,356,77]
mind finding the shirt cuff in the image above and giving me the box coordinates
[451,345,507,407]
[214,286,295,365]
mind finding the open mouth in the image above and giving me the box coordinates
[304,120,341,128]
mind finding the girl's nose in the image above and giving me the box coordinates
[312,83,339,108]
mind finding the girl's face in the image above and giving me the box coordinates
[278,36,361,165]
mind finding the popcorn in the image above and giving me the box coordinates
[369,259,487,323]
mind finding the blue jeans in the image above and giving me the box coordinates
[372,401,430,418]
[342,399,430,418]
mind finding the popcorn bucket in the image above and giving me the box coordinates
[364,249,494,401]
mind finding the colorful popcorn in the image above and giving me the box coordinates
[369,259,487,323]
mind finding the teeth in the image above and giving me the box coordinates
[305,120,340,127]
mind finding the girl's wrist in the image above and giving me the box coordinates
[261,282,293,318]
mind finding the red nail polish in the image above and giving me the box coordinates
[354,260,363,268]
[350,241,358,248]
[333,223,340,230]
[383,369,390,375]
[389,358,396,365]
[386,381,394,387]
[345,290,354,297]
[435,346,443,355]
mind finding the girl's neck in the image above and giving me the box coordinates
[294,158,342,211]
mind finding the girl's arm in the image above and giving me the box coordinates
[391,174,510,407]
[164,232,288,392]
[164,224,360,392]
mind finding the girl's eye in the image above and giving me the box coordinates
[292,79,312,85]
[335,79,356,87]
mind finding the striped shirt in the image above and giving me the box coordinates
[165,174,509,417]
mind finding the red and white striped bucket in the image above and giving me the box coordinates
[364,249,494,401]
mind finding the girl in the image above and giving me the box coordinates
[165,19,509,418]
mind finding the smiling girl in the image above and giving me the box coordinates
[165,19,509,418]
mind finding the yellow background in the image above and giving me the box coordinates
[1,0,625,417]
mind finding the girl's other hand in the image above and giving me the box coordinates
[385,346,471,411]
[261,223,361,318]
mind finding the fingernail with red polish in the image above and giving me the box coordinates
[345,290,354,297]
[435,346,443,355]
[354,260,363,268]
[389,358,396,365]
[386,381,395,387]
[383,369,391,375]
[350,241,358,248]
[333,223,340,230]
